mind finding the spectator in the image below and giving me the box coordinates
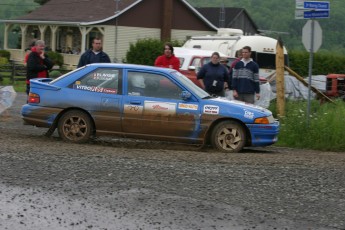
[23,40,37,66]
[197,52,229,97]
[26,40,53,95]
[220,57,230,72]
[228,49,242,90]
[73,47,81,55]
[77,37,111,68]
[232,46,260,103]
[65,47,73,54]
[154,42,180,71]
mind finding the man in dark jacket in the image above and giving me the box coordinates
[77,37,111,68]
[197,52,229,97]
[26,40,53,95]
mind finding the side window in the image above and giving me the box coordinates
[192,58,202,73]
[128,72,146,96]
[191,58,201,68]
[178,57,184,68]
[71,68,120,94]
[127,72,182,99]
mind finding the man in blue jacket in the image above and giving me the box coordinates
[232,46,260,104]
[197,52,229,97]
[77,37,111,68]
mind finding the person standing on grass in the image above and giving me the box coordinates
[26,40,53,95]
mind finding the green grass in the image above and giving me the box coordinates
[270,99,345,152]
[0,76,26,92]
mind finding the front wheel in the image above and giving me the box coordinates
[211,121,246,153]
[58,110,92,143]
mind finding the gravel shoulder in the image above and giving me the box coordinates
[0,93,344,230]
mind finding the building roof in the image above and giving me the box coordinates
[2,0,216,29]
[195,7,258,32]
[13,0,139,23]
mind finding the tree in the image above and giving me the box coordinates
[125,39,182,65]
[34,0,50,5]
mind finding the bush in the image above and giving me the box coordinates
[288,50,345,76]
[0,57,9,65]
[46,51,64,67]
[125,39,183,65]
[49,70,62,79]
[0,50,11,60]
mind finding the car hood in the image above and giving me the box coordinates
[204,97,274,122]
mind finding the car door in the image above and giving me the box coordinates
[70,67,123,133]
[122,70,200,139]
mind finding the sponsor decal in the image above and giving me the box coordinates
[144,101,176,115]
[73,84,117,94]
[124,104,143,114]
[178,103,198,111]
[203,105,219,114]
[152,104,168,110]
[244,109,254,119]
[92,72,116,81]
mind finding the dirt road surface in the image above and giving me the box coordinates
[0,93,344,230]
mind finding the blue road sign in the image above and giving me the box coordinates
[303,10,329,19]
[303,1,329,10]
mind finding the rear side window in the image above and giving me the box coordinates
[71,68,121,94]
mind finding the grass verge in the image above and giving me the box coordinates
[270,99,345,152]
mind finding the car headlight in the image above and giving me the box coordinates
[254,115,275,124]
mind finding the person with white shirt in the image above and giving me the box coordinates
[232,46,260,104]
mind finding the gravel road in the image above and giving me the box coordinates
[0,93,344,230]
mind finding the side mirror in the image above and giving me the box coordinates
[181,91,192,100]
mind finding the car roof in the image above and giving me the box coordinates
[83,63,175,74]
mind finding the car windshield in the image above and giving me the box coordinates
[172,71,209,98]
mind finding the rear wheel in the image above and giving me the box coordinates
[211,121,246,153]
[58,110,92,143]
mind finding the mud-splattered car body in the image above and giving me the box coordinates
[22,63,279,152]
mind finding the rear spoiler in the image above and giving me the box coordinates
[30,78,61,91]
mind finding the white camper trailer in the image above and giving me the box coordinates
[183,28,288,78]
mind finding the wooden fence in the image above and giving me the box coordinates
[0,63,26,84]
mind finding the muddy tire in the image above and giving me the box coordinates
[211,120,246,153]
[58,110,92,143]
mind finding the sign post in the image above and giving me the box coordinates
[295,0,330,126]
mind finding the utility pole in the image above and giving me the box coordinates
[219,2,225,28]
[276,37,285,117]
[114,0,120,62]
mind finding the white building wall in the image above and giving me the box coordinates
[104,26,160,63]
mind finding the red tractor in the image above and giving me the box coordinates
[325,74,345,100]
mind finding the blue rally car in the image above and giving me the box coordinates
[22,63,279,153]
